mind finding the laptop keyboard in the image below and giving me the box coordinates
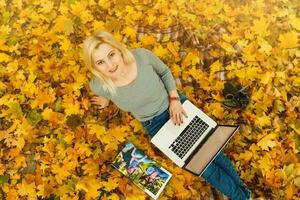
[169,116,209,159]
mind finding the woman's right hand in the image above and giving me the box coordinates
[90,95,110,109]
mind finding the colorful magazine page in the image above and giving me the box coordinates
[111,141,172,200]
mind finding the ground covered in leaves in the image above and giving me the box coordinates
[0,0,299,199]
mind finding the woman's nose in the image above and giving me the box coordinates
[106,60,114,69]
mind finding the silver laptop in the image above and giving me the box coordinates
[151,100,239,176]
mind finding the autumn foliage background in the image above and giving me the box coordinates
[0,0,299,199]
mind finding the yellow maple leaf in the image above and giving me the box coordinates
[12,136,25,150]
[74,142,92,157]
[289,17,300,31]
[205,102,226,119]
[259,71,273,85]
[258,153,273,176]
[236,67,260,80]
[257,133,277,150]
[209,60,222,81]
[141,35,156,46]
[75,176,102,199]
[0,52,11,62]
[39,0,54,13]
[166,42,180,58]
[265,169,283,188]
[278,31,299,49]
[171,64,182,77]
[255,113,271,127]
[0,81,7,90]
[4,187,18,200]
[32,88,56,109]
[252,18,270,37]
[219,41,237,54]
[130,119,143,132]
[93,21,106,30]
[70,1,86,16]
[182,51,200,67]
[238,150,253,162]
[59,36,71,51]
[82,158,100,176]
[14,154,26,169]
[107,126,129,144]
[41,108,64,128]
[16,180,36,199]
[102,177,119,191]
[241,41,257,62]
[122,26,136,41]
[147,14,156,25]
[53,15,74,34]
[88,124,106,140]
[153,45,169,60]
[258,38,272,55]
[62,95,83,116]
[285,183,295,199]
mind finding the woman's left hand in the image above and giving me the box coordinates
[169,100,188,126]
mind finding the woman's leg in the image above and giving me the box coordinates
[214,151,252,198]
[201,161,250,200]
[214,151,244,185]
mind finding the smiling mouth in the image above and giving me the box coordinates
[109,65,118,73]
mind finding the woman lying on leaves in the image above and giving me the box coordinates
[83,30,252,200]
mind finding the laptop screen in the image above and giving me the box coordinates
[184,125,239,176]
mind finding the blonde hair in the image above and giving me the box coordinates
[83,30,135,95]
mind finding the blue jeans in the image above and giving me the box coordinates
[141,91,251,200]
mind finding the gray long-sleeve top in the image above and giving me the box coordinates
[89,48,177,122]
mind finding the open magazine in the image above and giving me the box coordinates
[111,142,172,199]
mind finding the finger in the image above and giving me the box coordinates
[169,110,176,125]
[175,113,181,126]
[172,115,176,125]
[179,113,183,124]
[182,109,188,118]
[91,101,100,105]
[90,98,99,103]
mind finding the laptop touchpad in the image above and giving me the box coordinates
[185,126,238,175]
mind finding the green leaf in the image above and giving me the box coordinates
[0,174,10,184]
[66,114,83,129]
[294,177,300,188]
[8,102,23,118]
[273,99,285,113]
[54,98,64,112]
[284,164,294,177]
[27,109,42,126]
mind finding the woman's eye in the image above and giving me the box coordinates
[97,61,103,65]
[110,52,115,57]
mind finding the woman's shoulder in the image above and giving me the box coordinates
[88,75,99,89]
[88,76,109,97]
[132,48,153,55]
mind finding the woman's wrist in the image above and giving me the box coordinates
[169,96,180,102]
[169,89,179,97]
[169,90,180,103]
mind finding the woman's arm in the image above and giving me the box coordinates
[142,48,177,93]
[142,49,188,125]
[169,90,179,98]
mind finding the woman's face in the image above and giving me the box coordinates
[92,43,126,80]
